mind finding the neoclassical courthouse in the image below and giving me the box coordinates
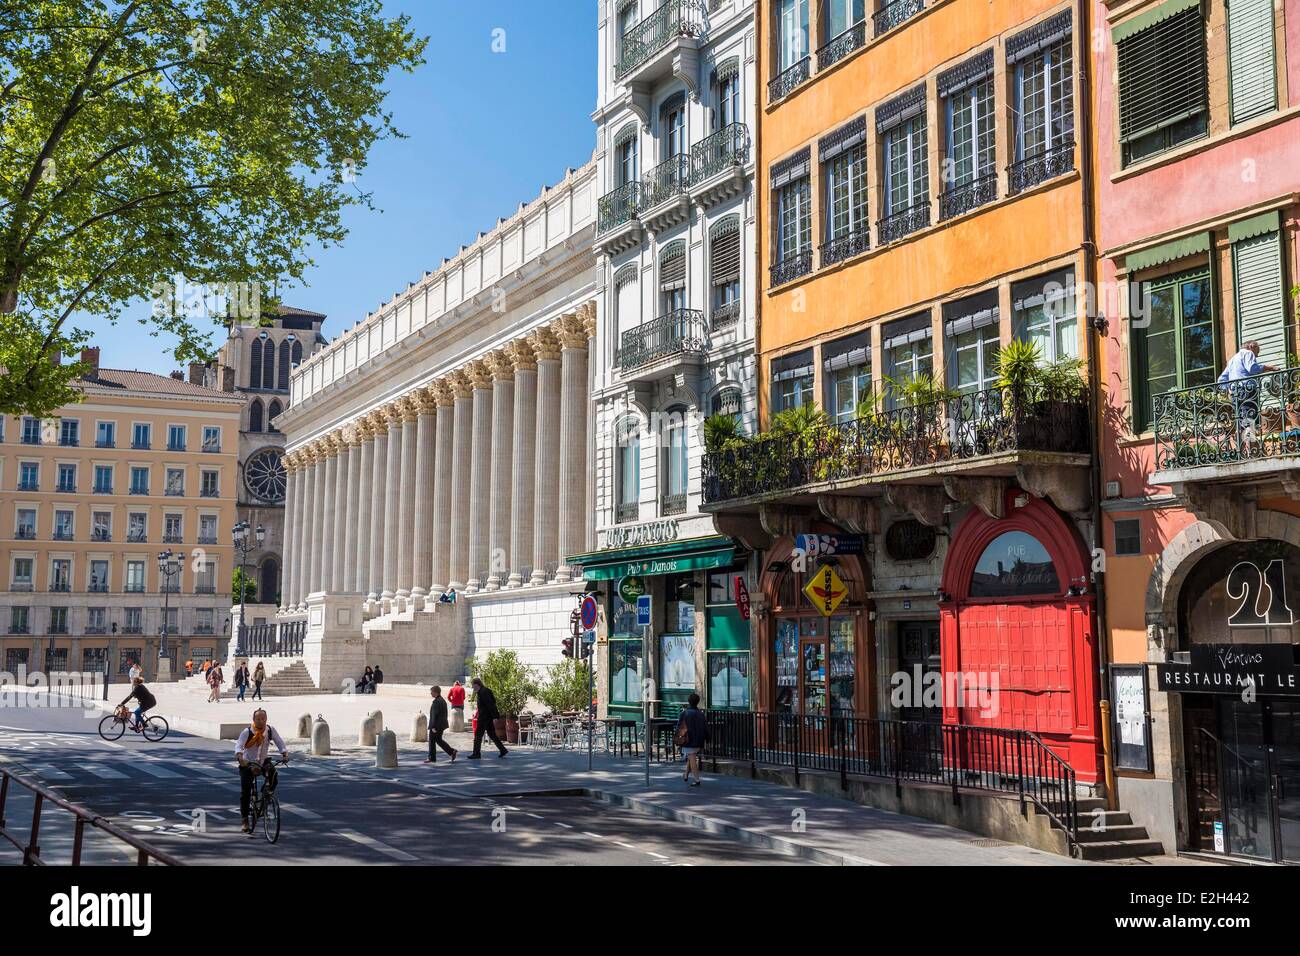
[272,164,600,690]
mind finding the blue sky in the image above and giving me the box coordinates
[78,1,597,374]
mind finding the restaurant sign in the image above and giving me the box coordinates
[605,519,680,549]
[1157,643,1300,696]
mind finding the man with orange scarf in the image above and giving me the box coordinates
[236,708,289,834]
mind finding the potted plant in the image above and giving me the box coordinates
[882,373,957,466]
[535,657,592,715]
[768,403,829,485]
[467,649,535,743]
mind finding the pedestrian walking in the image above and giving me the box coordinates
[234,660,250,702]
[184,659,194,678]
[674,693,709,787]
[208,660,224,703]
[424,686,458,763]
[252,661,265,701]
[467,678,508,759]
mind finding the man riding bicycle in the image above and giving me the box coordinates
[236,708,289,834]
[117,677,157,733]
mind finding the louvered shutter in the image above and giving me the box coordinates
[1227,0,1277,124]
[709,217,741,287]
[1233,229,1287,369]
[660,241,686,292]
[1116,7,1207,145]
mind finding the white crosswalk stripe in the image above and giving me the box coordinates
[77,763,127,779]
[133,761,185,779]
[333,828,418,861]
[27,764,73,781]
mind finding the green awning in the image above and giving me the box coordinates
[1125,231,1211,272]
[1229,209,1280,243]
[1113,0,1201,43]
[569,535,736,581]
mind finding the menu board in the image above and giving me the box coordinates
[1111,664,1152,772]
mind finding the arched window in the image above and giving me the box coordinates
[614,123,639,188]
[259,558,280,605]
[261,336,275,387]
[249,339,263,389]
[291,340,303,367]
[969,531,1060,598]
[278,340,292,389]
[659,239,687,312]
[709,215,741,324]
[615,416,641,524]
[711,387,743,420]
[248,399,263,433]
[614,263,639,336]
[661,406,689,515]
[267,400,282,433]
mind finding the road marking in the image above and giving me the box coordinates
[77,763,127,779]
[646,851,668,860]
[525,812,543,819]
[134,761,184,779]
[582,831,605,840]
[332,828,418,861]
[615,841,638,850]
[280,804,322,820]
[28,764,73,781]
[554,822,573,829]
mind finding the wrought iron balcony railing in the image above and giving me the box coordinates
[59,437,78,447]
[597,181,641,235]
[93,484,113,495]
[690,123,750,184]
[85,625,108,635]
[820,229,870,267]
[816,21,867,71]
[8,626,30,635]
[616,502,640,524]
[165,487,184,497]
[130,486,149,495]
[939,172,998,221]
[200,487,220,498]
[873,0,924,37]
[52,530,73,541]
[92,530,111,541]
[1153,368,1300,473]
[10,582,33,592]
[131,441,150,450]
[661,492,688,516]
[163,533,183,544]
[877,201,930,244]
[768,56,810,103]
[124,584,146,593]
[56,483,76,493]
[195,584,216,594]
[17,481,39,492]
[615,0,702,80]
[711,301,741,330]
[194,625,214,635]
[642,154,690,210]
[49,582,71,592]
[96,439,115,448]
[127,531,147,542]
[617,309,708,371]
[1008,139,1075,195]
[15,528,35,540]
[770,250,814,287]
[88,583,109,593]
[197,534,218,545]
[122,624,143,634]
[703,383,1089,504]
[49,624,69,635]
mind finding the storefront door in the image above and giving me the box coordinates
[898,622,941,723]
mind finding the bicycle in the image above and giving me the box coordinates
[247,755,288,844]
[99,705,169,742]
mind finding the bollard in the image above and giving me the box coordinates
[311,717,331,756]
[370,709,384,734]
[297,713,313,739]
[375,729,398,769]
[411,712,428,743]
[450,707,465,733]
[359,715,377,747]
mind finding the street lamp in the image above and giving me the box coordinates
[157,549,182,680]
[232,521,265,657]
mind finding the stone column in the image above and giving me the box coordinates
[507,339,538,588]
[555,312,589,583]
[395,395,419,607]
[584,304,598,555]
[341,426,363,593]
[381,403,404,609]
[466,360,494,593]
[279,453,299,613]
[294,450,314,610]
[331,433,349,592]
[486,349,515,591]
[319,435,339,595]
[309,442,328,596]
[530,325,562,586]
[353,419,376,595]
[411,385,438,608]
[429,381,455,595]
[447,371,474,591]
[367,411,389,605]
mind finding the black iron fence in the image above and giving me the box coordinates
[1153,367,1300,472]
[704,383,1089,503]
[240,620,305,658]
[617,309,708,371]
[708,710,1079,851]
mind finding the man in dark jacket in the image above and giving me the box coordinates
[467,677,508,759]
[676,692,709,786]
[425,685,458,763]
[233,661,250,701]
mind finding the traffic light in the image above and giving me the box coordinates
[562,637,575,659]
[579,637,592,660]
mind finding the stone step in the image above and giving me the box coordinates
[1076,839,1165,861]
[1074,824,1151,844]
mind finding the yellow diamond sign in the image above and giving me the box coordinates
[804,564,848,616]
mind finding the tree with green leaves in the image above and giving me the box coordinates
[231,566,256,603]
[0,1,427,418]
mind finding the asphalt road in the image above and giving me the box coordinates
[0,702,798,866]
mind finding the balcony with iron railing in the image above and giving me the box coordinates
[96,438,115,449]
[130,485,150,495]
[85,625,108,635]
[661,492,688,516]
[49,581,71,593]
[92,530,111,542]
[52,530,74,541]
[195,584,216,594]
[614,0,703,85]
[816,21,867,72]
[127,531,147,543]
[197,534,218,545]
[874,0,925,37]
[939,172,998,221]
[616,309,709,377]
[639,154,691,233]
[768,56,810,103]
[200,486,220,498]
[770,249,814,288]
[56,481,76,493]
[124,584,146,594]
[93,484,113,495]
[194,624,214,635]
[49,623,69,635]
[163,533,184,544]
[820,229,870,268]
[17,481,39,492]
[1008,139,1075,196]
[88,582,109,593]
[8,625,30,635]
[596,181,642,247]
[165,486,184,497]
[711,300,741,331]
[689,124,750,208]
[15,527,35,540]
[10,582,33,592]
[703,383,1089,507]
[1152,368,1300,488]
[616,502,640,524]
[877,201,931,245]
[122,624,143,634]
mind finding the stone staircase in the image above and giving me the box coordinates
[255,660,319,696]
[1047,796,1165,861]
[177,657,311,695]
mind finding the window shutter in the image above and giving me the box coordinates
[615,265,640,333]
[1117,7,1207,144]
[1227,0,1277,124]
[659,241,687,292]
[1233,229,1287,369]
[709,216,741,286]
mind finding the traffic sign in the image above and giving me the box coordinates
[734,575,751,621]
[636,594,652,627]
[580,595,598,630]
[804,564,848,616]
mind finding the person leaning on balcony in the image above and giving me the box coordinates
[1218,341,1279,433]
[1218,341,1278,385]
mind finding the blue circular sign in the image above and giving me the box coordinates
[580,595,598,630]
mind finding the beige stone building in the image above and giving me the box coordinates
[0,349,243,679]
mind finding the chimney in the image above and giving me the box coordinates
[170,370,183,381]
[221,366,235,392]
[188,362,205,386]
[80,347,100,377]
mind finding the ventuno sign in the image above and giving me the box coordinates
[1157,643,1300,696]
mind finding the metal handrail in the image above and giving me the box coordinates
[617,309,708,371]
[0,767,182,866]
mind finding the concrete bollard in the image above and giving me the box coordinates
[359,715,377,747]
[369,709,384,734]
[375,729,397,769]
[297,713,313,739]
[311,717,331,756]
[450,707,465,733]
[411,712,428,743]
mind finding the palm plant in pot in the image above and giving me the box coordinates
[467,649,536,743]
[769,403,829,484]
[882,373,958,467]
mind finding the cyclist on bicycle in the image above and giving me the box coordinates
[236,708,289,834]
[117,677,157,733]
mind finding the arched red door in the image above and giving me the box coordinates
[939,492,1100,782]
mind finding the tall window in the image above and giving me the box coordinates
[201,470,219,497]
[93,464,113,493]
[267,401,282,432]
[12,558,33,589]
[19,461,39,490]
[249,337,263,388]
[128,513,146,541]
[96,421,115,447]
[249,399,264,433]
[616,0,639,63]
[821,118,868,263]
[92,512,111,541]
[16,509,35,537]
[199,514,218,542]
[1013,268,1079,364]
[882,113,928,216]
[662,96,686,159]
[614,126,639,187]
[772,149,812,282]
[202,425,221,452]
[709,216,742,323]
[21,416,41,444]
[943,60,995,202]
[662,408,689,514]
[1131,268,1215,431]
[822,331,872,423]
[1116,6,1204,166]
[614,263,639,337]
[54,510,74,539]
[824,0,864,39]
[89,560,109,591]
[165,468,185,496]
[716,66,740,128]
[261,334,275,386]
[882,313,934,407]
[130,466,149,494]
[772,349,814,412]
[59,419,79,446]
[1012,27,1074,164]
[659,240,687,313]
[167,424,186,451]
[132,422,150,449]
[56,463,76,492]
[776,0,809,70]
[165,513,183,541]
[944,292,1000,395]
[616,417,641,523]
[278,339,293,389]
